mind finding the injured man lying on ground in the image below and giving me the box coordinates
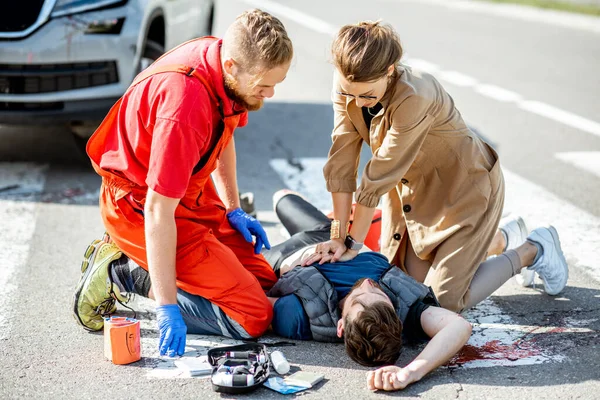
[262,190,472,392]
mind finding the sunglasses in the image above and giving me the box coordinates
[335,91,378,100]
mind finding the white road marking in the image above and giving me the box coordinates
[555,151,600,179]
[563,317,598,327]
[0,163,47,340]
[244,0,600,139]
[476,322,593,334]
[269,158,333,212]
[402,58,440,74]
[242,0,336,35]
[384,0,600,35]
[437,70,479,87]
[475,84,523,103]
[406,57,600,138]
[519,102,600,138]
[244,0,600,36]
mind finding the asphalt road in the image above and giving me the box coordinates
[1,0,599,399]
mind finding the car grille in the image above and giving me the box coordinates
[0,102,63,111]
[0,1,45,33]
[0,62,119,94]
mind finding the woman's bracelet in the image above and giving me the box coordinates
[330,220,350,240]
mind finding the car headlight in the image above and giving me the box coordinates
[51,0,126,18]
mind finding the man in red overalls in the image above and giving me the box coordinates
[72,10,293,357]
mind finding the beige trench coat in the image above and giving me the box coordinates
[323,66,505,312]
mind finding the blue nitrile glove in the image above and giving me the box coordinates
[156,304,187,357]
[227,207,271,254]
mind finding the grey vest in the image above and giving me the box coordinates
[267,253,436,342]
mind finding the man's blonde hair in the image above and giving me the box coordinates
[331,21,403,82]
[223,9,293,72]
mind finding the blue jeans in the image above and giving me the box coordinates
[177,289,252,340]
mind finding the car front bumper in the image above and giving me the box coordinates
[0,4,143,124]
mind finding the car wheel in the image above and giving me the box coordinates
[139,39,165,72]
[70,121,100,157]
[206,4,215,35]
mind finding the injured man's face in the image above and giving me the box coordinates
[337,277,403,366]
[340,278,394,322]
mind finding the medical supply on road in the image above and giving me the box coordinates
[103,316,141,365]
[270,350,290,375]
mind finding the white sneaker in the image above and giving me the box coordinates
[500,215,534,287]
[526,226,569,295]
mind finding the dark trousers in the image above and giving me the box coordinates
[262,193,331,275]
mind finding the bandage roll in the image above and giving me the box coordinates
[225,351,266,363]
[270,350,290,375]
[212,372,255,387]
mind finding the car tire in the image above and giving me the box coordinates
[139,39,165,72]
[70,121,99,158]
[206,4,215,35]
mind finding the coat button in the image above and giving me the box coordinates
[393,233,401,240]
[403,204,411,213]
[401,178,408,184]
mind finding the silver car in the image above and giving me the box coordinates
[0,0,214,150]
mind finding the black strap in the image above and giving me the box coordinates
[192,119,225,175]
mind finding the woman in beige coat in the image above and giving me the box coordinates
[304,21,569,315]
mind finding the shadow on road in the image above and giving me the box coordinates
[0,124,90,165]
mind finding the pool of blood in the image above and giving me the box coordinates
[448,340,541,366]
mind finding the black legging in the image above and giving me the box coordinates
[261,193,331,275]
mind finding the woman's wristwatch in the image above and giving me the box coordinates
[344,234,363,251]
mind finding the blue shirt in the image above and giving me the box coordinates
[271,252,391,340]
[314,252,391,299]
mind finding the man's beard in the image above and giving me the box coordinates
[223,73,263,112]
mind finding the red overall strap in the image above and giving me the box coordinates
[130,64,218,104]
